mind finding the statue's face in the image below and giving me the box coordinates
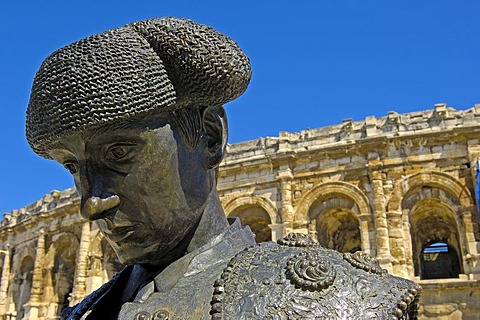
[48,113,213,266]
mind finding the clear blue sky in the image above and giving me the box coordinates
[1,1,479,214]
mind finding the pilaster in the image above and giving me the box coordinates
[0,245,11,317]
[25,229,46,319]
[358,214,374,256]
[71,221,91,305]
[386,211,408,278]
[277,168,294,236]
[268,223,283,242]
[308,221,318,241]
[369,164,393,272]
[466,139,480,240]
[401,210,415,278]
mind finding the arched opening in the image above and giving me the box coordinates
[13,256,34,320]
[229,205,272,243]
[309,196,362,253]
[421,241,461,279]
[409,198,463,279]
[315,207,361,253]
[53,245,77,312]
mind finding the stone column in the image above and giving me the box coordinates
[0,246,11,317]
[458,205,479,279]
[25,229,46,319]
[466,141,480,277]
[308,221,317,241]
[369,167,393,272]
[277,168,294,235]
[386,211,408,278]
[86,254,104,294]
[268,223,283,242]
[358,214,374,256]
[461,207,476,242]
[467,142,480,204]
[43,266,57,318]
[401,210,415,278]
[70,221,91,305]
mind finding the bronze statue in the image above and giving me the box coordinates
[26,17,420,319]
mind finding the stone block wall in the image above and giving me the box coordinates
[218,103,480,319]
[1,103,480,319]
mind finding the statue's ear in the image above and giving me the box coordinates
[203,105,228,169]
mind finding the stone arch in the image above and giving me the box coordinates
[295,182,371,253]
[408,198,463,279]
[45,233,79,314]
[295,181,371,222]
[10,247,35,320]
[10,246,35,278]
[223,195,278,242]
[391,171,474,278]
[388,171,473,212]
[223,195,279,223]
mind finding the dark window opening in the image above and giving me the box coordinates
[316,209,361,254]
[230,206,272,243]
[421,242,461,279]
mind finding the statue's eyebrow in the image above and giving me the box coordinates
[84,120,142,140]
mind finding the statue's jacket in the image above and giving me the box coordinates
[62,221,421,320]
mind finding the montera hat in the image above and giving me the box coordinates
[26,17,252,158]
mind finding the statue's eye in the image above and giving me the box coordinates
[106,145,134,161]
[63,161,78,175]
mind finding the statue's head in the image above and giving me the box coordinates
[26,17,251,265]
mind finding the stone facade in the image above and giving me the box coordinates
[1,103,480,319]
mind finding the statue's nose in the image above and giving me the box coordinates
[81,195,120,220]
[77,162,120,220]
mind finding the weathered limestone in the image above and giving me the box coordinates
[70,222,90,305]
[2,104,480,319]
[0,246,11,316]
[370,168,394,272]
[277,168,294,235]
[219,104,480,319]
[24,229,45,319]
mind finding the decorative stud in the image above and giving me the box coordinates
[285,252,336,291]
[277,233,318,247]
[135,311,151,320]
[343,251,384,275]
[391,283,422,319]
[153,310,169,320]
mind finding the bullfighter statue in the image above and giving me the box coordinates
[26,17,421,319]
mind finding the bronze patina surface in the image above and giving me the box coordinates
[26,17,420,319]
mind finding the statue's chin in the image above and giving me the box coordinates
[117,251,163,267]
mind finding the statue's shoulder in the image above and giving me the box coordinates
[211,233,421,320]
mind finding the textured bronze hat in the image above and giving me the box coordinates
[26,17,252,158]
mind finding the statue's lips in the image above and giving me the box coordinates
[103,225,138,242]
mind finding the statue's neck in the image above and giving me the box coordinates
[122,188,228,303]
[186,188,229,253]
